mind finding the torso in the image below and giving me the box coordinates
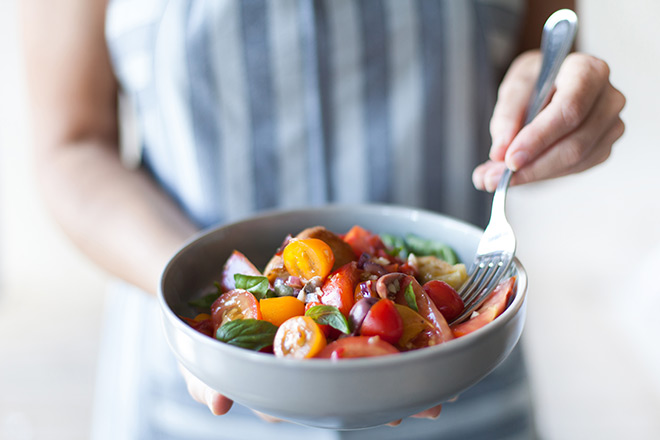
[106,0,523,228]
[99,2,536,439]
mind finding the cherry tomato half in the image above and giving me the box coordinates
[283,238,335,282]
[211,289,261,333]
[221,250,262,291]
[320,262,360,317]
[360,298,404,345]
[273,316,327,359]
[394,276,454,344]
[316,336,399,359]
[422,280,465,322]
[393,304,434,349]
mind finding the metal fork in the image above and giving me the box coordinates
[450,9,578,325]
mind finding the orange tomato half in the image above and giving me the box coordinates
[260,296,306,327]
[282,238,335,282]
[273,316,327,359]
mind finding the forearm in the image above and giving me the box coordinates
[36,138,198,295]
[22,0,197,294]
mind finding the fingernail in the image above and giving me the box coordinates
[507,151,529,171]
[205,389,220,415]
[472,168,483,190]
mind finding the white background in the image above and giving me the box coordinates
[1,1,659,439]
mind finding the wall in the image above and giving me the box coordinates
[516,0,660,438]
[0,1,108,439]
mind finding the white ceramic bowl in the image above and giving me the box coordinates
[159,204,527,429]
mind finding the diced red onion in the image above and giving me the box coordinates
[348,297,379,335]
[287,276,304,289]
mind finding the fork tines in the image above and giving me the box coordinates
[450,253,513,325]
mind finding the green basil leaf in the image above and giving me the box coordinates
[438,245,460,265]
[404,283,419,312]
[274,282,294,297]
[188,282,222,309]
[234,274,271,300]
[265,289,278,298]
[305,305,351,334]
[215,319,278,351]
[404,234,460,264]
[380,233,408,258]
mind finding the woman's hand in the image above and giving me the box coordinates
[472,51,626,192]
[182,366,284,422]
[181,364,443,424]
[180,365,234,416]
[386,404,443,426]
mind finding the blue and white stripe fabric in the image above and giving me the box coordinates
[106,0,523,228]
[98,1,536,439]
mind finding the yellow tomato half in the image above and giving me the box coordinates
[273,316,327,359]
[282,238,335,282]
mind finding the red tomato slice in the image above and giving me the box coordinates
[221,250,263,291]
[360,299,404,345]
[450,277,516,337]
[342,225,386,257]
[450,307,499,338]
[395,276,454,345]
[478,276,516,312]
[210,289,261,333]
[320,262,360,317]
[316,336,399,359]
[423,280,465,322]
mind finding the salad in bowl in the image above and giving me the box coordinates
[159,204,527,429]
[182,224,516,360]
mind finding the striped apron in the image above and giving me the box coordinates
[94,1,536,438]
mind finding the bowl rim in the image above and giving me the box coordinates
[158,203,528,370]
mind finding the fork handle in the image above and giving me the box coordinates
[493,9,578,195]
[525,9,578,125]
